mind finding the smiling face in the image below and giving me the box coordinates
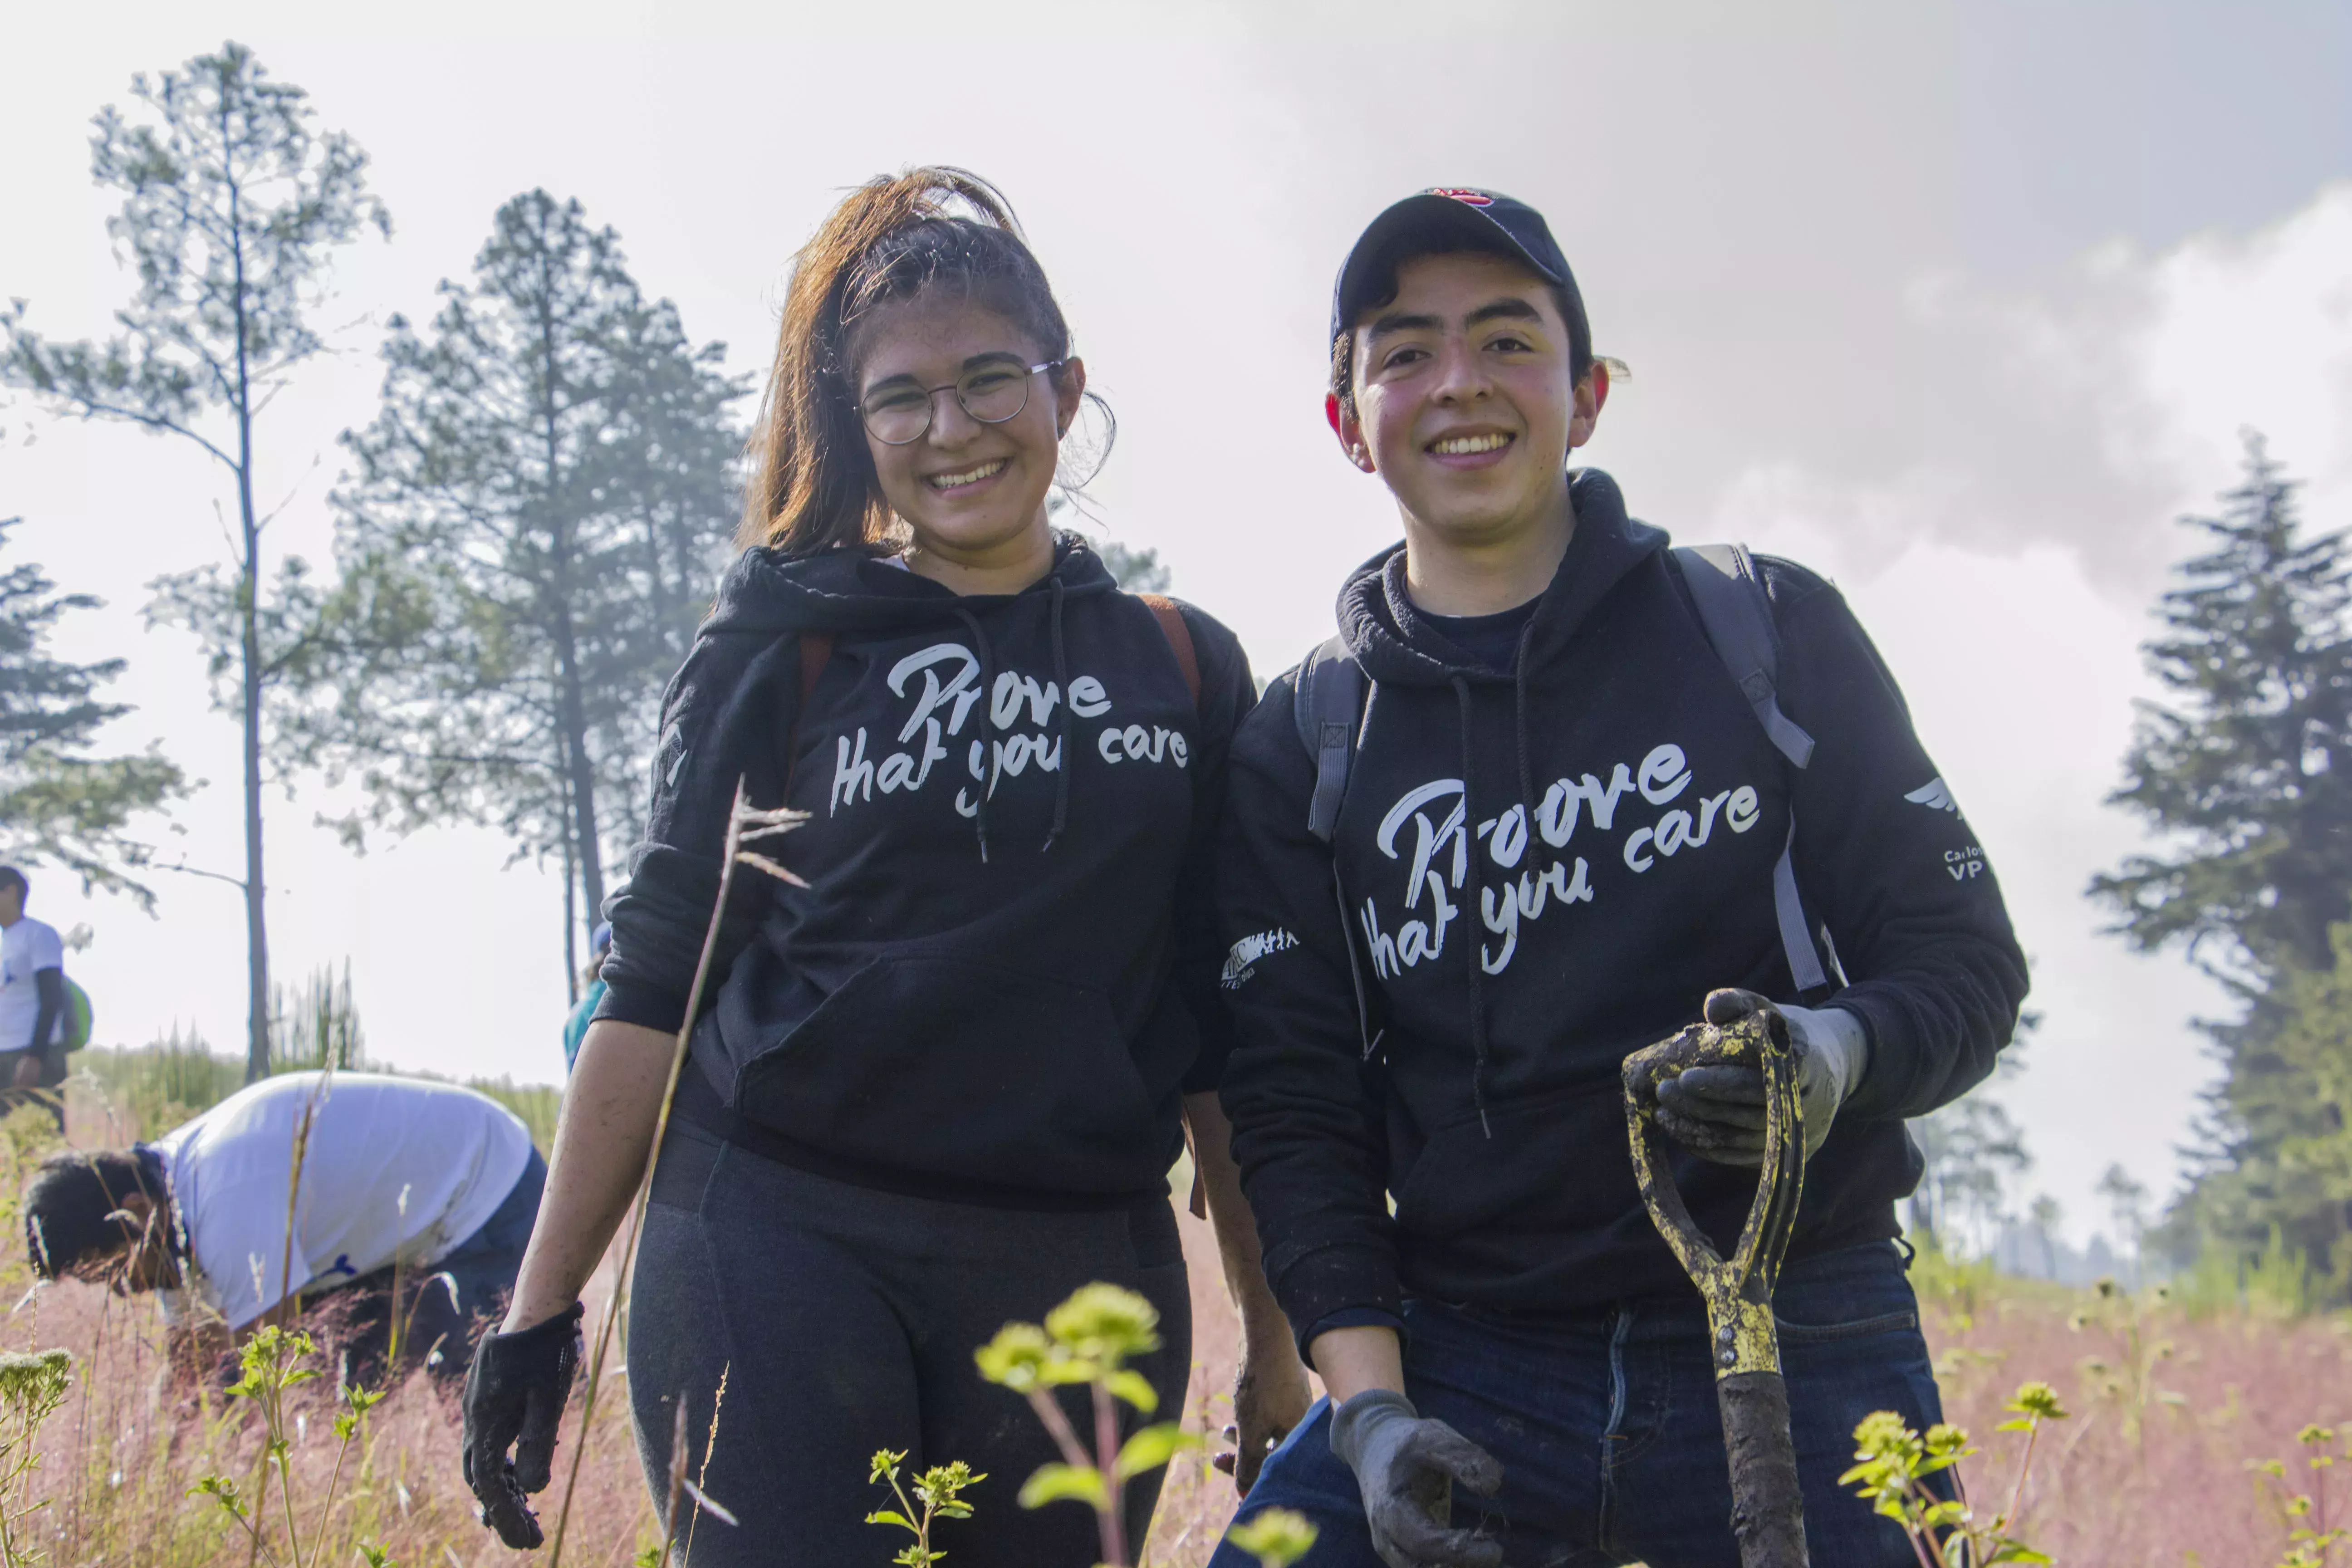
[851,289,1081,576]
[1332,250,1606,549]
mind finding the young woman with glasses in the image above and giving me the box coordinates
[459,168,1310,1567]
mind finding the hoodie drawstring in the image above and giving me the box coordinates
[950,605,996,863]
[1452,674,1494,1138]
[1512,618,1543,879]
[1043,574,1073,853]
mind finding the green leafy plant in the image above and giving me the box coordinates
[974,1282,1199,1567]
[2250,1421,2352,1565]
[2067,1275,2185,1442]
[1842,1380,2068,1567]
[866,1448,982,1566]
[186,1325,383,1568]
[1224,1506,1319,1568]
[0,1349,73,1565]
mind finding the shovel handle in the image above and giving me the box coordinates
[1623,1010,1812,1568]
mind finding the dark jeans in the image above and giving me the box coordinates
[1212,1241,1943,1568]
[627,1119,1192,1568]
[0,1046,66,1134]
[311,1146,545,1387]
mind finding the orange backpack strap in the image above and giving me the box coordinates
[1142,593,1210,1221]
[1137,594,1201,712]
[782,631,836,794]
[798,631,835,710]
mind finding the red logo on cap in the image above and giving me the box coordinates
[1426,188,1493,207]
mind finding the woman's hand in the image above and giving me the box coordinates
[1185,1091,1318,1494]
[1218,1326,1314,1492]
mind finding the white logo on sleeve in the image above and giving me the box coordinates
[1905,777,1961,814]
[1222,928,1300,989]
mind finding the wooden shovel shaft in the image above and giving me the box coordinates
[1622,1011,1813,1568]
[1717,1370,1808,1568]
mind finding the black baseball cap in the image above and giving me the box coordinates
[1331,187,1590,371]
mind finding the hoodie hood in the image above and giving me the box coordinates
[700,533,1122,864]
[1335,468,1669,685]
[704,532,1122,638]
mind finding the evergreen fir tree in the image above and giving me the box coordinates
[2,42,388,1078]
[0,519,184,905]
[2095,437,2352,1280]
[279,191,747,968]
[2092,437,2352,980]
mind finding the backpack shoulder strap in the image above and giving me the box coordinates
[1671,544,1830,995]
[1288,634,1381,1055]
[781,631,836,795]
[1136,594,1202,712]
[1671,544,1814,769]
[1291,636,1365,845]
[798,631,835,711]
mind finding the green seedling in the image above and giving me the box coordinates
[0,1349,73,1566]
[975,1282,1200,1567]
[1841,1379,2067,1567]
[867,1448,983,1566]
[1224,1505,1319,1568]
[186,1326,383,1568]
[2249,1420,2352,1566]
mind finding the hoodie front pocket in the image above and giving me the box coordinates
[733,956,1160,1196]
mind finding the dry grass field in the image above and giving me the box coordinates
[9,1081,2352,1566]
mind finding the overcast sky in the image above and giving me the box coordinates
[5,0,2350,1245]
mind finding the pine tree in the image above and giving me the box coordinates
[2091,437,2352,980]
[0,519,185,905]
[280,191,747,971]
[2,43,388,1079]
[2094,438,2352,1281]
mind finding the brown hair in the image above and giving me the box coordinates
[740,167,1086,554]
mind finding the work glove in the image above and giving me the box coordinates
[1651,988,1870,1165]
[1327,1388,1504,1568]
[462,1301,583,1550]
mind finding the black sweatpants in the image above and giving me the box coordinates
[627,1118,1193,1567]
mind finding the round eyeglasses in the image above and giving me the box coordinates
[860,359,1064,446]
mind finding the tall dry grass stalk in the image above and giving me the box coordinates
[546,780,806,1566]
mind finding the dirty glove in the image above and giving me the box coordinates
[462,1301,583,1550]
[1652,989,1869,1165]
[1328,1389,1503,1568]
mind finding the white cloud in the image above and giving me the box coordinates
[1708,182,2352,1240]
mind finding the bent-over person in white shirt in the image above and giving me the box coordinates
[22,1071,545,1384]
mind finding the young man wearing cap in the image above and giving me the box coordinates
[0,867,69,1129]
[1208,190,2028,1566]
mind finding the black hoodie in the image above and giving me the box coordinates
[1215,470,2027,1340]
[596,537,1254,1207]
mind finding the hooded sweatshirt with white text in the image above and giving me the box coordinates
[597,537,1253,1207]
[1215,470,2028,1338]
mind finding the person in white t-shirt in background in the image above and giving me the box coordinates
[0,867,68,1132]
[22,1071,546,1384]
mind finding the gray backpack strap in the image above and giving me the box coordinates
[1292,636,1366,845]
[1290,636,1381,1055]
[1674,544,1815,769]
[1672,545,1829,995]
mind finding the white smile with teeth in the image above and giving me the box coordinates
[928,460,1007,489]
[1432,433,1512,455]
